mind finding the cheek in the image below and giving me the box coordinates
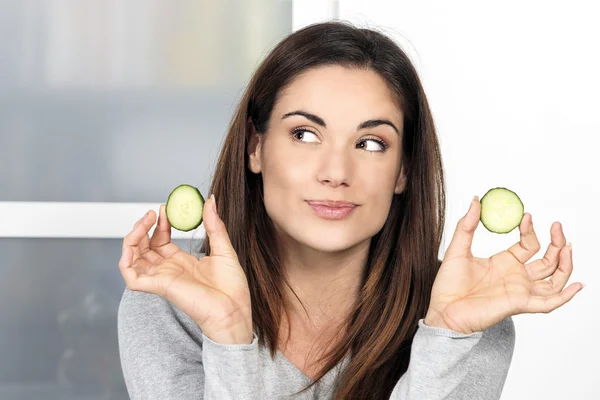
[359,162,398,195]
[365,188,393,223]
[357,166,397,217]
[262,141,310,190]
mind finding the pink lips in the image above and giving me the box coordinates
[307,201,357,220]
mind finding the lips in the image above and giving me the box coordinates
[307,200,357,208]
[307,200,357,220]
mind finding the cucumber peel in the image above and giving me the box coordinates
[479,187,524,234]
[165,184,205,232]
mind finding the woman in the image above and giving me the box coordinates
[117,21,582,399]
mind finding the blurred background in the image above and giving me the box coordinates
[0,0,292,398]
[2,0,599,399]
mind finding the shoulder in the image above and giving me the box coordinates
[117,288,207,398]
[117,287,205,349]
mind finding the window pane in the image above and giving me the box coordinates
[0,238,200,399]
[0,0,293,202]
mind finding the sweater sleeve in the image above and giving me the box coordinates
[390,317,516,399]
[201,331,270,398]
[117,287,269,400]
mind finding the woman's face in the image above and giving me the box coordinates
[248,65,407,254]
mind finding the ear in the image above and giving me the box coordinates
[247,118,262,174]
[393,162,408,194]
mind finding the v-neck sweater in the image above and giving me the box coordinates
[118,287,515,399]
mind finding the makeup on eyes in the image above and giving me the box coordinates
[289,127,390,152]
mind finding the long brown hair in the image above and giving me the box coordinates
[197,20,446,399]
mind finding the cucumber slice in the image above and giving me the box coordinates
[480,187,524,234]
[165,184,205,232]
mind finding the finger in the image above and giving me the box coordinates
[123,210,156,252]
[119,244,156,275]
[532,242,573,296]
[118,247,159,293]
[445,196,480,259]
[123,256,218,308]
[522,281,584,314]
[118,246,139,288]
[150,204,172,247]
[524,222,566,280]
[204,195,238,261]
[507,213,541,264]
[122,211,160,268]
[149,204,181,259]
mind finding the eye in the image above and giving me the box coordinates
[357,137,388,153]
[291,128,319,143]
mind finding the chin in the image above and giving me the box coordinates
[295,227,371,254]
[305,240,356,253]
[269,208,381,253]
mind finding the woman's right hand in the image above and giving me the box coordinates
[118,195,253,345]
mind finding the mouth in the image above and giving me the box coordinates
[306,200,358,220]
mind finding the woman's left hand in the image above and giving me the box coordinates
[425,196,584,334]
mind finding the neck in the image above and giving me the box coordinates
[280,238,370,335]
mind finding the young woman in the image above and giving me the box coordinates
[117,21,583,399]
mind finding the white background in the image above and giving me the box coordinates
[329,1,598,399]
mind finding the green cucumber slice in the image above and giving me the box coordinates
[165,184,205,232]
[480,187,524,234]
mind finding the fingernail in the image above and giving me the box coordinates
[567,242,572,251]
[529,215,534,232]
[136,212,148,226]
[469,195,478,211]
[211,194,217,213]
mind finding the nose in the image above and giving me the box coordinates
[316,148,353,188]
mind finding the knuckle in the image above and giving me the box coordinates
[518,241,529,252]
[541,256,552,270]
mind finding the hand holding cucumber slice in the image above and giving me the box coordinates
[425,186,583,335]
[119,187,253,345]
[165,184,205,231]
[479,187,524,234]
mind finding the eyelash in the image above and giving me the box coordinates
[290,127,390,153]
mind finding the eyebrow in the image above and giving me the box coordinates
[282,110,326,127]
[358,119,399,134]
[282,110,399,134]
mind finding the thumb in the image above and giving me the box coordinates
[204,194,238,261]
[446,195,480,258]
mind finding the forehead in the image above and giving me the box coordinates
[274,65,403,125]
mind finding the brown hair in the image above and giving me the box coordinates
[197,20,446,399]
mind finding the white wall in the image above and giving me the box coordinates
[333,1,598,399]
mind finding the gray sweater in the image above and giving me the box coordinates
[117,287,515,399]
